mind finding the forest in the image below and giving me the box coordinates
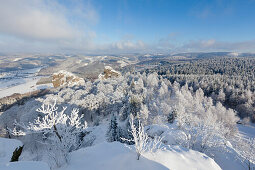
[0,65,254,169]
[151,57,255,122]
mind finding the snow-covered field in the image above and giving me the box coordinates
[0,67,52,98]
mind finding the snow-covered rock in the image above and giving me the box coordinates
[98,66,121,80]
[52,70,85,88]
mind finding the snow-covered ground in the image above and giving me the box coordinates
[238,124,255,138]
[0,135,221,170]
[59,142,221,170]
[0,138,50,170]
[146,123,255,170]
[0,138,22,164]
[1,123,254,170]
[0,67,52,98]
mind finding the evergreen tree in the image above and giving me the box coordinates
[167,109,177,123]
[107,114,118,142]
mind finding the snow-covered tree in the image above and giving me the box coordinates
[11,101,88,167]
[107,114,119,142]
[167,109,177,123]
[174,88,238,153]
[121,115,163,160]
[138,104,149,124]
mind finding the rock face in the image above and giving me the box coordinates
[52,70,85,88]
[98,66,121,80]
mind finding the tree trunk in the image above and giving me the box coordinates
[53,124,62,142]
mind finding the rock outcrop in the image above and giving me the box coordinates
[98,66,121,80]
[52,70,85,88]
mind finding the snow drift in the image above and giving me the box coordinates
[60,142,221,170]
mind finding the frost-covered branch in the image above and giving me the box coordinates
[121,115,163,160]
[11,101,88,166]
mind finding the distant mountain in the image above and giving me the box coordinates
[171,52,255,59]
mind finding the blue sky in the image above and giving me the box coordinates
[0,0,255,54]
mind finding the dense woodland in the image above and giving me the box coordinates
[151,57,255,122]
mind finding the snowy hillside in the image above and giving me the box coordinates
[0,67,52,98]
[60,142,221,170]
[0,137,220,170]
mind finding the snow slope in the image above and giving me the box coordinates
[0,138,50,170]
[59,142,221,170]
[144,145,221,170]
[0,138,23,164]
[238,124,255,138]
[0,161,50,170]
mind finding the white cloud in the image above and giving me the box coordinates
[0,0,78,40]
[174,39,255,53]
[0,0,101,53]
[0,0,99,43]
[113,40,145,50]
[201,39,216,47]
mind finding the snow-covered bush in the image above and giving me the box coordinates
[11,101,88,168]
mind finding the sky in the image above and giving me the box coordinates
[0,0,255,54]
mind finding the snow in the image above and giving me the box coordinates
[104,66,120,74]
[60,142,167,170]
[144,145,222,170]
[0,161,50,170]
[0,78,52,98]
[0,138,23,164]
[145,123,247,170]
[0,125,222,170]
[53,70,77,77]
[0,67,52,98]
[211,149,244,170]
[13,58,22,62]
[117,60,129,67]
[0,138,50,170]
[59,142,221,170]
[238,124,255,138]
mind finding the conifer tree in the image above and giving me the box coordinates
[107,114,118,142]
